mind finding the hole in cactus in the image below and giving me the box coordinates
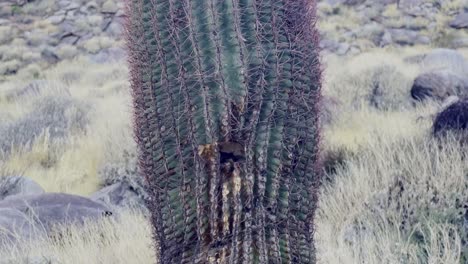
[218,142,244,164]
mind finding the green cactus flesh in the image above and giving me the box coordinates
[125,0,322,263]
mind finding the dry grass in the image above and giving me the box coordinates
[0,56,134,195]
[0,210,156,264]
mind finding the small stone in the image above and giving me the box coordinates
[336,42,350,55]
[450,12,468,29]
[102,0,118,13]
[90,182,148,215]
[47,14,65,25]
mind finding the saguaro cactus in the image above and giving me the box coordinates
[125,0,322,263]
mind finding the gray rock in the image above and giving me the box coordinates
[105,18,123,37]
[47,15,65,25]
[88,47,126,63]
[65,2,80,11]
[0,207,40,244]
[451,38,468,48]
[388,29,430,45]
[336,42,350,56]
[450,12,468,29]
[102,0,119,13]
[319,39,340,51]
[0,193,113,244]
[41,48,60,64]
[411,71,468,102]
[380,30,392,47]
[90,182,148,214]
[433,99,468,136]
[421,49,468,75]
[60,33,80,45]
[0,176,44,201]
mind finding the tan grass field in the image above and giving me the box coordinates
[0,46,467,263]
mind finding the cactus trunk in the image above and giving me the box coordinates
[125,0,322,263]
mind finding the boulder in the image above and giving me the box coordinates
[90,182,148,214]
[388,29,430,46]
[450,12,468,29]
[433,99,468,136]
[411,71,468,102]
[0,207,39,244]
[421,49,468,75]
[0,193,113,244]
[0,176,44,201]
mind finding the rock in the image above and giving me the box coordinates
[421,49,468,75]
[47,15,65,25]
[411,71,468,102]
[450,12,468,29]
[90,182,148,214]
[336,42,350,55]
[380,30,392,46]
[88,47,126,63]
[451,38,468,48]
[433,99,468,136]
[0,193,113,244]
[0,176,44,201]
[0,207,39,244]
[60,33,80,45]
[441,95,460,109]
[41,48,60,64]
[388,29,430,46]
[105,18,123,37]
[319,39,340,52]
[102,0,119,13]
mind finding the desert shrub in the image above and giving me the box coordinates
[0,94,89,156]
[325,54,415,111]
[317,133,467,263]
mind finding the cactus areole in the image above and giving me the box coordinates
[125,0,322,263]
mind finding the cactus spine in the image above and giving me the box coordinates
[125,0,322,263]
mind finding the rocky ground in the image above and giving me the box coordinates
[0,0,467,263]
[0,0,125,80]
[317,0,468,55]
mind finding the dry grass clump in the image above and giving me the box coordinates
[318,123,467,263]
[317,47,467,263]
[0,210,156,264]
[0,57,134,195]
[323,50,420,112]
